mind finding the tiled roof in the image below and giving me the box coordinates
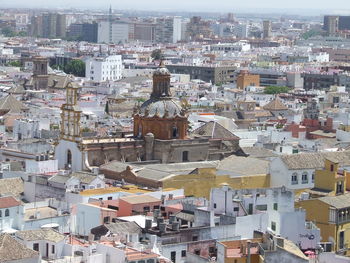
[0,177,24,197]
[0,95,28,113]
[319,193,350,209]
[120,194,160,205]
[0,234,39,261]
[191,121,240,139]
[0,196,21,209]
[16,229,65,243]
[263,97,288,111]
[280,151,350,170]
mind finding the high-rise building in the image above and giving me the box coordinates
[155,17,182,44]
[263,20,272,39]
[338,16,350,31]
[97,20,129,44]
[68,23,98,42]
[324,15,339,36]
[29,13,66,39]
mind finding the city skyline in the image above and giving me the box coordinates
[2,0,350,14]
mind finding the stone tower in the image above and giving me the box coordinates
[32,56,49,90]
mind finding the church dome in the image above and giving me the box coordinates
[154,66,170,76]
[139,98,184,118]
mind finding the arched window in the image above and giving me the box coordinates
[302,172,308,184]
[5,209,9,217]
[138,124,142,137]
[67,150,72,166]
[172,126,178,138]
[291,172,298,185]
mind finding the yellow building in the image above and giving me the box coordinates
[297,158,350,255]
[162,156,270,199]
[310,158,348,197]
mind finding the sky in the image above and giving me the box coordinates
[1,0,350,14]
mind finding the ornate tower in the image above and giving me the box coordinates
[133,61,188,140]
[60,83,82,142]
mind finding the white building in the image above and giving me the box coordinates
[15,229,66,261]
[85,55,123,82]
[210,186,321,250]
[0,196,24,233]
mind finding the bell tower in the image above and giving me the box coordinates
[60,82,82,142]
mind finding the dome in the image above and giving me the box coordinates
[154,66,170,76]
[139,98,184,118]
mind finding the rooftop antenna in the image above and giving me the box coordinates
[109,5,113,44]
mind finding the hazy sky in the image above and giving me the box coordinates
[2,0,350,13]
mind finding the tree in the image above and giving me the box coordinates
[1,27,16,37]
[105,101,109,114]
[64,60,86,77]
[264,86,290,94]
[151,49,163,60]
[7,61,21,67]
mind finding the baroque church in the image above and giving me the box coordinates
[55,62,243,172]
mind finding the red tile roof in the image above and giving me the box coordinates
[0,196,21,209]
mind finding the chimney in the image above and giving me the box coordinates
[35,211,41,219]
[172,222,180,231]
[157,217,164,228]
[169,215,176,224]
[247,240,252,263]
[161,195,166,204]
[145,219,152,230]
[159,222,167,233]
[153,209,160,219]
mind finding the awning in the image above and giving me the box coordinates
[41,223,59,229]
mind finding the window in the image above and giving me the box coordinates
[271,221,276,231]
[0,210,2,217]
[209,247,215,254]
[143,206,150,212]
[108,197,112,200]
[233,207,239,212]
[312,173,315,183]
[192,235,198,241]
[194,249,200,255]
[213,203,217,209]
[172,126,178,138]
[181,250,186,257]
[170,251,176,263]
[331,164,334,172]
[5,209,9,217]
[52,245,55,254]
[291,173,298,185]
[97,184,101,188]
[273,203,278,211]
[182,151,189,162]
[147,260,155,263]
[340,231,345,249]
[302,172,308,184]
[33,243,39,251]
[103,216,110,223]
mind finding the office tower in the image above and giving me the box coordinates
[98,20,129,44]
[155,17,182,44]
[324,15,339,36]
[339,16,350,30]
[263,20,272,39]
[56,14,67,38]
[227,13,235,22]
